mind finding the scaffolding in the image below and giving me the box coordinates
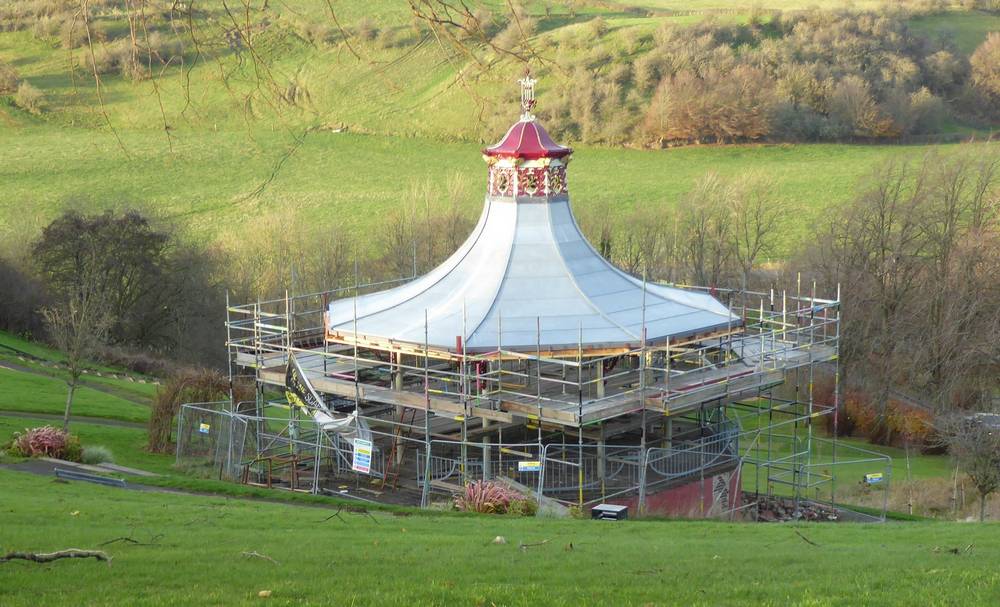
[176,277,891,520]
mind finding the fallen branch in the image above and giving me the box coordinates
[319,505,346,524]
[1,549,111,564]
[99,537,140,547]
[794,530,820,547]
[935,544,974,555]
[99,534,163,547]
[241,551,280,565]
[353,508,379,524]
[318,505,379,524]
[518,539,550,551]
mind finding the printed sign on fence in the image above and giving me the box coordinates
[352,438,373,474]
[198,422,210,434]
[864,472,884,484]
[517,460,541,472]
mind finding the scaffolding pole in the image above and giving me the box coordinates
[638,275,648,515]
[420,310,431,508]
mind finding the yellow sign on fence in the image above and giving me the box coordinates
[518,460,541,472]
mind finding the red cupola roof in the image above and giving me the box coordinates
[483,119,572,160]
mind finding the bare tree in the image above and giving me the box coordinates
[937,413,1000,521]
[220,207,355,302]
[577,201,616,261]
[826,160,928,441]
[729,174,783,294]
[809,149,1000,443]
[40,280,112,431]
[681,172,733,287]
[613,205,674,280]
[913,152,1000,408]
[378,206,418,280]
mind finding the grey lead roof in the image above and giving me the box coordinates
[327,194,739,352]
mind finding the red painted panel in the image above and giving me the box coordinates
[608,468,742,519]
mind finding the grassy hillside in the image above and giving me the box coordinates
[910,9,1000,53]
[0,330,152,422]
[0,369,148,423]
[5,124,991,255]
[3,4,998,140]
[1,2,999,258]
[2,468,998,606]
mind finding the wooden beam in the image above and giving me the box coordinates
[326,332,458,361]
[326,325,743,360]
[501,399,578,425]
[260,367,465,416]
[470,407,514,424]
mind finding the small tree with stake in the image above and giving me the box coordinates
[40,278,111,432]
[937,413,1000,522]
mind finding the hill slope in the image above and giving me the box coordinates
[1,2,998,253]
[2,468,999,606]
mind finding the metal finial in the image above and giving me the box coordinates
[518,70,536,121]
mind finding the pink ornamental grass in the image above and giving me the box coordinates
[455,480,526,514]
[11,426,79,460]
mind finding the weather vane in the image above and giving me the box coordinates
[518,69,536,121]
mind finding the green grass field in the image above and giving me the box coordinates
[1,468,998,607]
[2,3,999,258]
[4,124,989,256]
[0,330,154,421]
[909,9,1000,54]
[605,0,894,8]
[0,369,148,423]
[1,330,156,384]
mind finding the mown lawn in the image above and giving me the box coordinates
[0,369,149,424]
[1,468,998,607]
[0,355,157,401]
[0,414,404,508]
[0,330,157,401]
[0,330,69,361]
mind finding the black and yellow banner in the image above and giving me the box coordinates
[285,353,324,413]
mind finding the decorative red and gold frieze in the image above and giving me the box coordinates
[484,156,570,198]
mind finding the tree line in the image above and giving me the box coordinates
[4,3,1000,148]
[532,9,1000,146]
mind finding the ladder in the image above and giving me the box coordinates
[380,407,416,489]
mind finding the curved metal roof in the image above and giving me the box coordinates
[483,119,572,160]
[327,194,738,352]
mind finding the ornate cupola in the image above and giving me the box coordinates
[483,73,572,198]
